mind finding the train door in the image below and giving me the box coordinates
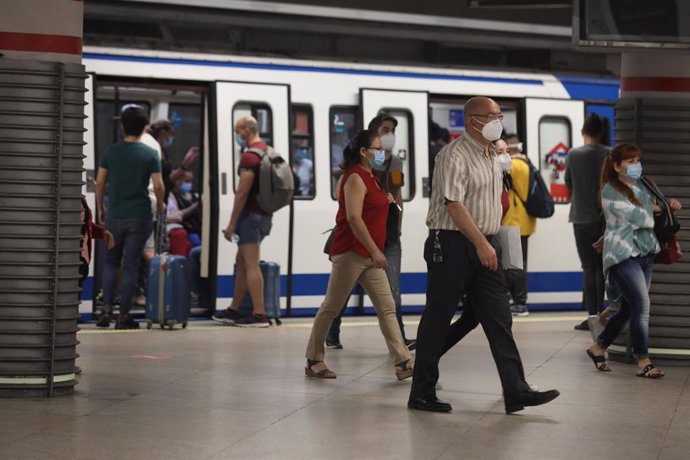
[586,103,615,146]
[524,98,585,307]
[359,88,429,312]
[212,82,291,311]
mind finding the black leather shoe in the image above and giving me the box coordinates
[408,395,452,413]
[505,389,560,414]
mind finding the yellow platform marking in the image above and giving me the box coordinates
[78,314,588,334]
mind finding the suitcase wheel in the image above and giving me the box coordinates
[146,320,152,330]
[182,322,188,329]
[165,320,177,329]
[274,318,282,326]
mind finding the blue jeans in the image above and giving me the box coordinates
[236,212,272,245]
[187,246,202,294]
[597,254,654,359]
[103,218,153,316]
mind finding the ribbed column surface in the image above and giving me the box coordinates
[609,52,690,365]
[0,58,86,396]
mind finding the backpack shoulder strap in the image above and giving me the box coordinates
[245,147,267,159]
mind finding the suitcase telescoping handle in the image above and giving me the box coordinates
[157,255,166,324]
[155,209,168,255]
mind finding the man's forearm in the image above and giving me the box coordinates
[446,201,487,248]
[229,190,249,226]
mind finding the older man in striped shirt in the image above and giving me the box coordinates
[408,96,560,414]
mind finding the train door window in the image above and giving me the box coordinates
[291,104,315,199]
[429,99,520,141]
[329,106,358,199]
[232,103,273,191]
[377,109,415,201]
[538,116,572,204]
[168,103,204,186]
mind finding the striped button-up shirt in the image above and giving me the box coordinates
[426,133,503,235]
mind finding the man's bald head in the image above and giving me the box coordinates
[464,96,502,145]
[235,115,259,135]
[463,97,500,125]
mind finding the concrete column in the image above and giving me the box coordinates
[610,52,690,364]
[0,0,85,396]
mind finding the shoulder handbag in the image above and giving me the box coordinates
[639,177,682,264]
[323,227,336,255]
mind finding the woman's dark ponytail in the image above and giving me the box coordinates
[340,129,378,171]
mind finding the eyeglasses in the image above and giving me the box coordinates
[470,113,504,121]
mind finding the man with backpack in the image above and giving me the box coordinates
[213,115,277,328]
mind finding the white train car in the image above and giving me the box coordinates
[80,46,620,318]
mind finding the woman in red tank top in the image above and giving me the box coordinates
[304,130,413,380]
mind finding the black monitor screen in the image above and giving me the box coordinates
[576,0,690,48]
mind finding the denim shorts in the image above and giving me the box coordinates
[236,212,272,245]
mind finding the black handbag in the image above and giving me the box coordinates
[323,227,336,255]
[639,176,680,240]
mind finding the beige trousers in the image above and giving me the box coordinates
[305,251,412,364]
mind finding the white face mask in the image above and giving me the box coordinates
[381,132,396,151]
[497,154,512,172]
[473,117,503,142]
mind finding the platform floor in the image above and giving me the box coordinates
[2,313,690,460]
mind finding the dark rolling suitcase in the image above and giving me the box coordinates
[146,254,190,330]
[239,261,281,325]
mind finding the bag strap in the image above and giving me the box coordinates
[245,147,267,159]
[639,176,674,223]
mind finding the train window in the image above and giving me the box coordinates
[291,104,315,199]
[168,103,203,185]
[377,109,415,201]
[329,106,358,199]
[232,102,273,191]
[538,116,572,204]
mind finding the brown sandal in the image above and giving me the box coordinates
[586,349,611,372]
[394,359,414,381]
[305,360,337,379]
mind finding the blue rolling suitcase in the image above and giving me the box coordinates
[146,254,190,330]
[239,261,281,325]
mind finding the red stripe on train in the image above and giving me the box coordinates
[0,32,82,55]
[621,76,690,93]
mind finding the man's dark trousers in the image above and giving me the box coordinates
[410,230,531,400]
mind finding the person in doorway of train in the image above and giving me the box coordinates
[408,97,560,414]
[213,115,272,328]
[166,172,201,257]
[325,113,416,351]
[95,105,165,329]
[564,113,609,331]
[304,129,414,380]
[585,144,681,378]
[501,134,536,317]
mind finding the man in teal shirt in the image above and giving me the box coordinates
[96,105,165,329]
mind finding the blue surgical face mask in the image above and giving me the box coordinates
[234,133,247,149]
[180,182,193,193]
[626,162,642,180]
[369,149,386,167]
[164,136,174,148]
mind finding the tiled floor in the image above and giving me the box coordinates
[2,313,689,460]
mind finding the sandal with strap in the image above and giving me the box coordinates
[586,349,611,372]
[637,364,665,379]
[305,359,337,379]
[394,359,414,381]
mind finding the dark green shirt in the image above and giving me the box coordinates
[100,141,161,219]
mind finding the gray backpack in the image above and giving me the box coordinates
[247,146,294,213]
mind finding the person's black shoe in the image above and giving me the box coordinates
[405,338,417,351]
[326,335,343,349]
[408,395,453,413]
[574,320,590,331]
[114,315,140,330]
[96,305,112,328]
[505,389,560,414]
